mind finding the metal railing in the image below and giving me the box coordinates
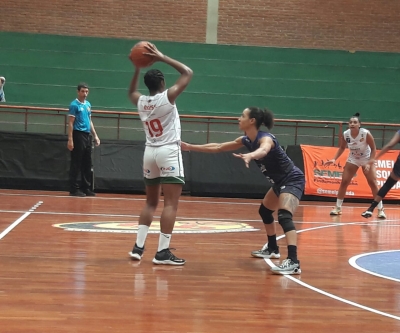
[1,105,399,147]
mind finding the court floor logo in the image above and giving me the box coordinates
[53,220,259,234]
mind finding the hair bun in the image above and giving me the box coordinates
[353,112,360,117]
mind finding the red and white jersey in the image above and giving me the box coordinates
[343,128,371,158]
[137,90,181,146]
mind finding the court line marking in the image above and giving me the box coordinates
[0,208,398,226]
[0,191,398,210]
[0,201,43,240]
[265,223,400,321]
[349,251,400,283]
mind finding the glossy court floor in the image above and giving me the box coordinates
[0,189,399,333]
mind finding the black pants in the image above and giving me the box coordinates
[69,130,92,193]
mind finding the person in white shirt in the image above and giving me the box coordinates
[0,77,6,102]
[128,43,193,265]
[325,113,386,218]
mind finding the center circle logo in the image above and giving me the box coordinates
[53,220,259,234]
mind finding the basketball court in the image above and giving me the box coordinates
[0,189,399,332]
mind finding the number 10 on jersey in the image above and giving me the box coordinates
[145,119,163,137]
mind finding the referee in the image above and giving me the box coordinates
[67,83,100,197]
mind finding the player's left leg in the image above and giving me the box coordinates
[251,188,280,259]
[271,171,304,275]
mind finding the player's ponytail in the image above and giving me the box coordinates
[263,108,274,130]
[248,106,274,130]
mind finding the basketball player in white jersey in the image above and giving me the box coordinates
[325,113,386,218]
[128,43,193,265]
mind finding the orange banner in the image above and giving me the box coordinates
[300,144,400,199]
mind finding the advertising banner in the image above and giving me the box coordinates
[300,144,400,199]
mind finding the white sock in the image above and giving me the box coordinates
[336,199,344,208]
[136,225,149,248]
[377,201,383,209]
[158,233,171,252]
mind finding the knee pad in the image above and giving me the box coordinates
[377,176,397,198]
[278,209,296,233]
[259,204,274,224]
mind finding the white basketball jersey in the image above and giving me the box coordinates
[137,90,181,146]
[343,128,371,158]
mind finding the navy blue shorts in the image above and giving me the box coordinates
[393,155,400,178]
[272,166,305,200]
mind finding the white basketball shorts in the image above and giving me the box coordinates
[347,154,370,167]
[142,143,185,185]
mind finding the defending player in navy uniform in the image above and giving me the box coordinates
[181,107,304,275]
[362,129,400,218]
[324,113,385,218]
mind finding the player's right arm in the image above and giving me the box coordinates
[181,137,244,153]
[324,134,347,165]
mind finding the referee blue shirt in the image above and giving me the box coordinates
[69,99,91,133]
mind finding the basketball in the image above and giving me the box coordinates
[129,41,155,68]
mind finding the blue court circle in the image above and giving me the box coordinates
[353,251,400,281]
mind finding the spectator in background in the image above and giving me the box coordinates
[0,77,5,102]
[67,83,100,197]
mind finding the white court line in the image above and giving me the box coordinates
[0,201,43,240]
[349,251,400,283]
[275,270,400,321]
[0,191,398,209]
[265,223,400,321]
[0,208,398,226]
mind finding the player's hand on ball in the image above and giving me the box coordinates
[144,43,164,62]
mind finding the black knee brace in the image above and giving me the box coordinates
[259,204,274,224]
[377,176,397,199]
[278,209,296,233]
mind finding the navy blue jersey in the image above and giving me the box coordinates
[241,131,295,184]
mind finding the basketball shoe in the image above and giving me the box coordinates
[377,209,386,219]
[330,206,342,215]
[129,243,144,260]
[361,210,373,218]
[251,246,280,259]
[152,248,185,265]
[271,258,301,275]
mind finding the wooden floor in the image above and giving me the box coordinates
[0,189,399,333]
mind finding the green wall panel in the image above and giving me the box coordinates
[1,32,400,123]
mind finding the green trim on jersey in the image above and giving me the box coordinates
[144,176,185,185]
